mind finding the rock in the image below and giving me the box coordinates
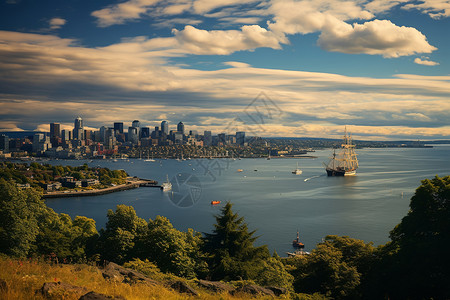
[170,280,199,296]
[79,291,126,300]
[265,286,288,296]
[101,262,157,286]
[0,278,8,292]
[197,279,235,293]
[234,284,275,297]
[38,281,89,298]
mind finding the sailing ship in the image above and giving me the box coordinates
[292,162,302,175]
[324,127,358,176]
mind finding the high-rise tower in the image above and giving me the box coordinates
[73,116,84,140]
[177,122,185,135]
[161,120,169,135]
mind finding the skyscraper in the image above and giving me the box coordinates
[73,116,84,140]
[0,134,9,153]
[50,123,60,138]
[128,126,138,144]
[161,120,169,135]
[236,131,245,146]
[203,131,212,146]
[114,122,124,134]
[132,120,140,128]
[177,122,185,135]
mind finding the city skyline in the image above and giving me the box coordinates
[0,0,449,140]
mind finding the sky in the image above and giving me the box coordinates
[0,0,449,140]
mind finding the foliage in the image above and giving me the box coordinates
[0,179,43,257]
[142,215,207,278]
[96,205,147,264]
[368,175,450,299]
[290,235,375,299]
[0,162,128,190]
[0,179,98,260]
[203,202,293,288]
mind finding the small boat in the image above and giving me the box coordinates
[211,200,221,205]
[292,230,305,249]
[292,162,302,175]
[237,169,244,172]
[160,175,172,191]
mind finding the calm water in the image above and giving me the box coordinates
[43,145,450,255]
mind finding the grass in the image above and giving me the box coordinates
[0,256,283,300]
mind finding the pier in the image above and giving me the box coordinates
[43,178,158,199]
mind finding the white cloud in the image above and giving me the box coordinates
[268,0,374,35]
[91,0,160,27]
[49,18,66,30]
[223,61,252,68]
[403,0,450,19]
[172,25,286,55]
[1,30,449,139]
[318,19,437,58]
[414,57,440,66]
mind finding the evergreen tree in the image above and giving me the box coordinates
[203,202,269,281]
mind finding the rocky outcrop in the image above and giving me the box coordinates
[197,279,235,293]
[170,280,199,296]
[234,284,276,297]
[101,262,157,286]
[79,291,126,300]
[37,281,89,298]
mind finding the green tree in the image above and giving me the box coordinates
[203,202,276,282]
[0,179,43,257]
[291,235,375,299]
[97,205,147,264]
[141,216,207,278]
[370,175,450,299]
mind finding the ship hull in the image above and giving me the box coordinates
[326,168,356,176]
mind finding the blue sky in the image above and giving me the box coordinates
[0,0,449,140]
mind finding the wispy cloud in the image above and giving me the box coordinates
[0,30,449,139]
[414,57,440,66]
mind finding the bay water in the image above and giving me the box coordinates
[44,145,450,255]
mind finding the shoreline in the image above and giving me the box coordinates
[43,178,158,199]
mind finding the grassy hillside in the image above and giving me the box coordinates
[0,256,295,300]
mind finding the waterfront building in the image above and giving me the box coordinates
[236,131,245,146]
[132,120,140,140]
[114,122,124,134]
[204,131,212,146]
[128,126,138,144]
[161,121,169,135]
[177,122,185,135]
[218,133,226,146]
[0,134,9,153]
[73,116,84,140]
[174,132,183,144]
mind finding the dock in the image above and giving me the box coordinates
[43,178,158,199]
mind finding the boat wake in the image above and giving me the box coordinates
[304,175,324,182]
